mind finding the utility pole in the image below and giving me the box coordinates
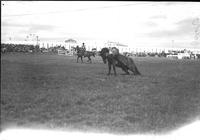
[36,36,39,46]
[172,40,174,50]
[9,37,12,44]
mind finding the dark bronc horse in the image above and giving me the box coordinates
[99,47,141,76]
[75,46,95,63]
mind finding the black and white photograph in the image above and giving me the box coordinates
[1,1,200,140]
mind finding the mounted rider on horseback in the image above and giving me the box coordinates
[75,43,95,63]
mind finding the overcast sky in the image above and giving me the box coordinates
[1,1,200,49]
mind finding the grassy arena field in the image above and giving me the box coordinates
[1,53,200,134]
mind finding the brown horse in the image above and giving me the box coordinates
[99,47,141,76]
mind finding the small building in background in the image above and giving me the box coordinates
[104,41,129,53]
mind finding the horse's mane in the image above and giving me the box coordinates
[100,47,119,56]
[100,48,109,53]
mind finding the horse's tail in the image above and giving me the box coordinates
[129,58,141,75]
[134,65,141,75]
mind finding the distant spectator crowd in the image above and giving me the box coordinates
[1,43,65,54]
[1,43,40,53]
